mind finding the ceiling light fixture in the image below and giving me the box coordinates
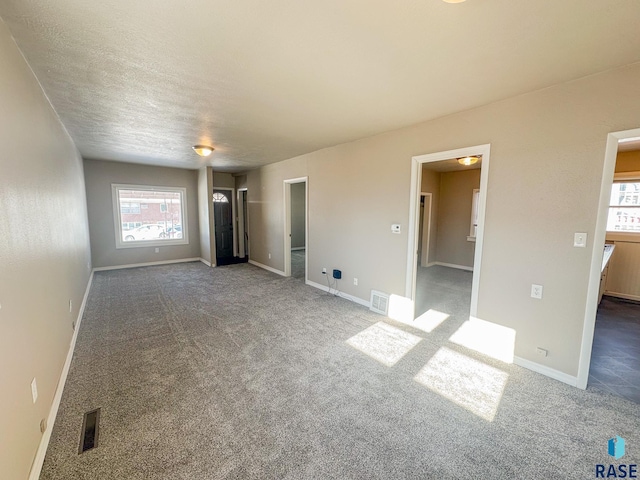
[458,156,479,166]
[192,145,214,157]
[442,0,466,3]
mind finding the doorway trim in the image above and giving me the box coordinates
[283,177,308,280]
[577,127,640,389]
[212,187,237,259]
[406,144,491,317]
[237,188,248,258]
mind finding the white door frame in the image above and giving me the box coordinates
[283,177,308,280]
[237,188,248,258]
[406,144,491,317]
[212,187,237,258]
[577,127,640,389]
[419,192,433,267]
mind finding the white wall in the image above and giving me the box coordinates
[246,62,640,378]
[0,19,92,480]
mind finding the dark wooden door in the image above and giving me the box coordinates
[213,190,233,262]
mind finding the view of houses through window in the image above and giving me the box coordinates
[113,186,186,245]
[607,181,640,232]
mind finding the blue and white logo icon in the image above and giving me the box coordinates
[608,436,626,460]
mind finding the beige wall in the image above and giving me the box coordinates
[615,150,640,172]
[84,159,200,268]
[198,167,214,264]
[435,169,481,268]
[291,182,306,249]
[213,171,235,189]
[420,168,441,265]
[247,62,640,378]
[0,20,92,480]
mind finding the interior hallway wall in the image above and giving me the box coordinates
[420,168,440,266]
[198,166,214,264]
[246,62,640,378]
[291,182,306,249]
[0,19,92,480]
[435,169,481,268]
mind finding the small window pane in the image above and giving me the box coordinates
[212,192,229,203]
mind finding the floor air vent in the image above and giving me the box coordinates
[79,408,100,453]
[370,290,389,315]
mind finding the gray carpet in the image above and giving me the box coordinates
[41,262,640,479]
[291,249,305,280]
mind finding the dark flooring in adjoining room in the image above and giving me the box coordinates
[588,296,640,404]
[41,262,640,479]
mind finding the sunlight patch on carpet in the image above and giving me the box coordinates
[449,316,516,363]
[346,322,422,367]
[414,347,508,421]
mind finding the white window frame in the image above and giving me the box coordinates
[605,172,640,239]
[112,184,189,249]
[467,188,480,242]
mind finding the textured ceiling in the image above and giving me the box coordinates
[2,1,640,171]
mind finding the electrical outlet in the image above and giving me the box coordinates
[536,347,548,357]
[31,378,38,403]
[322,268,327,274]
[154,247,159,253]
[531,284,543,299]
[268,253,271,259]
[69,300,73,313]
[354,278,358,286]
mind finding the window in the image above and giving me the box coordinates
[212,192,229,203]
[112,184,188,248]
[468,189,480,241]
[607,181,640,233]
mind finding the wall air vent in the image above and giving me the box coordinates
[370,290,389,316]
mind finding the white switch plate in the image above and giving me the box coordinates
[536,347,548,357]
[354,278,358,286]
[154,247,159,253]
[31,378,38,403]
[531,284,543,299]
[574,232,587,248]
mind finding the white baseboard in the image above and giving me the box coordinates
[603,292,640,302]
[306,280,371,308]
[248,259,286,277]
[93,257,201,271]
[434,262,474,272]
[29,271,94,480]
[291,247,306,251]
[199,258,212,267]
[514,356,577,387]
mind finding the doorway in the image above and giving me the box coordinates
[237,188,248,258]
[579,128,640,399]
[284,178,308,281]
[213,188,239,266]
[406,144,491,320]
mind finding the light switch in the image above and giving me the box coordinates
[391,224,401,234]
[574,232,587,248]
